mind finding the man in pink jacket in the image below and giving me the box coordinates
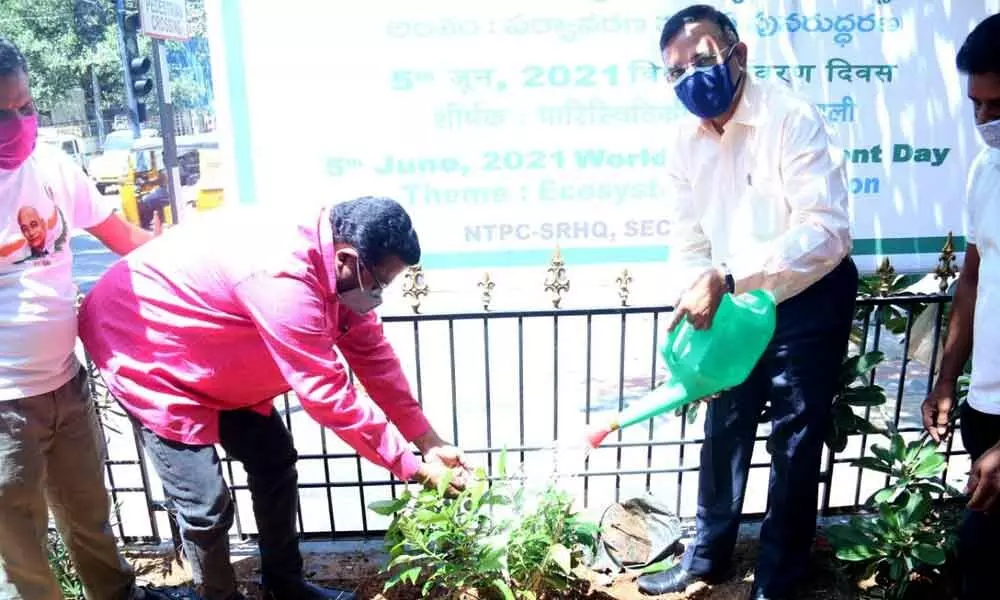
[79,196,468,600]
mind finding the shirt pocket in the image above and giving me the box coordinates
[736,168,789,245]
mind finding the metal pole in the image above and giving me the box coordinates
[151,39,181,224]
[90,65,105,151]
[114,0,140,139]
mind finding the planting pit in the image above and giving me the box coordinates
[126,536,886,600]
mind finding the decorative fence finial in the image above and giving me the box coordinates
[616,269,632,307]
[401,264,428,313]
[543,246,570,308]
[478,272,495,311]
[933,231,959,294]
[875,257,895,297]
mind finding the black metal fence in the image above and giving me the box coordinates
[90,288,965,546]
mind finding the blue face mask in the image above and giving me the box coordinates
[672,47,743,120]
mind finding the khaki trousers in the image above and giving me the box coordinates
[0,368,135,600]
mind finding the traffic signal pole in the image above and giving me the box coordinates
[114,0,141,139]
[151,40,181,225]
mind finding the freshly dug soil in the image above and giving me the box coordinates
[127,536,954,600]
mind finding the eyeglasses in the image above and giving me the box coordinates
[663,45,735,84]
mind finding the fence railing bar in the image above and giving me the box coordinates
[583,314,593,507]
[613,313,628,503]
[483,318,494,476]
[646,312,661,492]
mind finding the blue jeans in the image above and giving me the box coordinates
[135,409,302,600]
[681,259,858,597]
[958,402,1000,600]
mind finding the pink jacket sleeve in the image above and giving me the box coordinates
[336,308,432,442]
[233,274,421,480]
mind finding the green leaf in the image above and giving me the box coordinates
[836,544,879,562]
[399,566,422,585]
[867,485,903,507]
[888,557,906,582]
[825,524,872,549]
[852,457,894,475]
[387,553,417,570]
[841,386,887,407]
[498,448,508,479]
[492,579,516,600]
[826,427,848,453]
[546,544,572,574]
[911,544,946,566]
[369,495,411,516]
[912,450,947,479]
[840,355,862,386]
[871,444,894,464]
[848,414,883,435]
[437,468,454,497]
[890,434,906,461]
[847,351,886,382]
[900,491,931,524]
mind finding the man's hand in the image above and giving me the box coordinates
[967,443,1000,513]
[921,382,956,443]
[415,461,467,496]
[413,430,471,470]
[424,444,471,470]
[668,268,728,332]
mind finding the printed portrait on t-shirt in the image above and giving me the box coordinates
[0,184,69,267]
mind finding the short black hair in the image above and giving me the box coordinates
[956,13,1000,76]
[330,196,421,267]
[0,36,28,77]
[660,4,739,52]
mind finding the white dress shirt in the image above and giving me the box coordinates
[965,148,1000,415]
[663,76,852,303]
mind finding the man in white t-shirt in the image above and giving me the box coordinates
[0,37,167,600]
[920,13,1000,600]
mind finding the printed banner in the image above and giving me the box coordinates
[207,0,998,272]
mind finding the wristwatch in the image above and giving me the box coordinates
[720,263,735,294]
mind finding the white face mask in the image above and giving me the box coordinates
[978,118,1000,149]
[338,287,383,314]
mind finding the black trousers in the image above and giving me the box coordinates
[680,258,858,597]
[136,409,301,600]
[958,402,1000,600]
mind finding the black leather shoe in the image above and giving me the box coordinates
[262,581,356,600]
[637,565,715,595]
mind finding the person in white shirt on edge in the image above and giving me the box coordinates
[920,14,1000,600]
[0,37,167,600]
[636,6,858,599]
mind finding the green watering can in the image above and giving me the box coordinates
[584,289,778,448]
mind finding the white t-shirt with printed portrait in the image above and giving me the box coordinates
[0,144,112,400]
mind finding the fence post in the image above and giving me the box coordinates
[543,247,570,308]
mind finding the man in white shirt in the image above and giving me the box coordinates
[636,6,857,599]
[0,37,167,599]
[920,14,1000,600]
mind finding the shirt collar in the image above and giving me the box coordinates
[317,206,338,296]
[729,75,762,126]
